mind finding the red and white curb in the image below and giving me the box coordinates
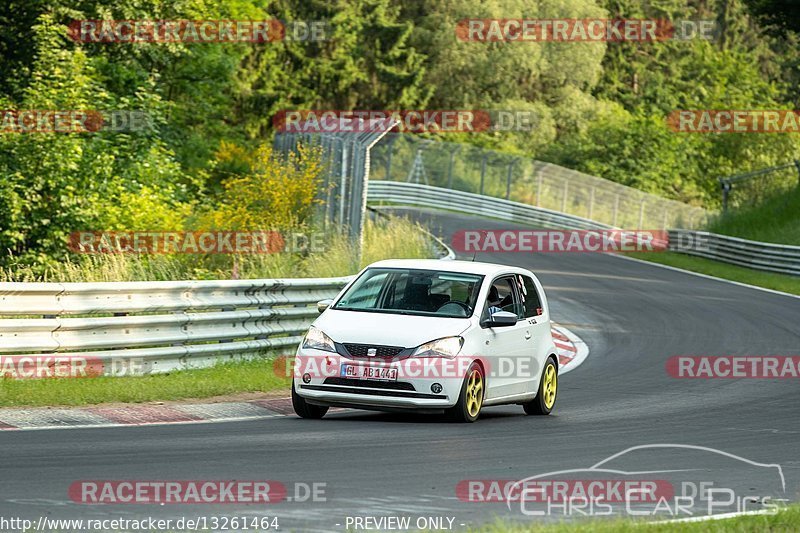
[552,323,589,375]
[0,399,294,432]
[0,326,588,431]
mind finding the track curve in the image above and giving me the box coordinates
[1,208,798,531]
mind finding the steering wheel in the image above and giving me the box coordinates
[437,301,471,316]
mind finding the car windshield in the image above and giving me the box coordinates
[333,268,483,318]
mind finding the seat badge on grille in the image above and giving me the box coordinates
[367,348,377,357]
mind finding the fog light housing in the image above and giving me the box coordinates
[302,373,312,384]
[431,383,443,394]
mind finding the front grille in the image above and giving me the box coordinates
[324,377,415,391]
[343,343,404,358]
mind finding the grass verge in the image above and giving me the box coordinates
[0,358,291,408]
[475,505,799,532]
[623,251,800,296]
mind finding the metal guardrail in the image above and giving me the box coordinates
[0,278,351,375]
[367,181,800,277]
[367,181,612,231]
[668,230,800,276]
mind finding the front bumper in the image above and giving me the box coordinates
[292,350,469,409]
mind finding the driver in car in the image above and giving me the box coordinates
[486,285,506,315]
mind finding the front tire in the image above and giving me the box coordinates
[292,382,329,419]
[523,357,558,415]
[447,362,484,423]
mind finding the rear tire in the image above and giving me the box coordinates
[447,362,484,423]
[292,382,329,419]
[523,357,558,415]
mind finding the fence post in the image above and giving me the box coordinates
[505,160,514,200]
[447,147,457,189]
[588,187,595,220]
[536,169,542,206]
[720,180,731,213]
[322,136,335,230]
[794,159,800,187]
[561,180,568,213]
[638,198,646,229]
[384,135,395,181]
[339,141,349,231]
[479,154,487,196]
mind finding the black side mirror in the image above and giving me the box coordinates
[481,310,517,328]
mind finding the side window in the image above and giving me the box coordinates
[484,276,524,320]
[339,272,388,308]
[519,275,543,318]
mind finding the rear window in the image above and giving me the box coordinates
[519,275,543,318]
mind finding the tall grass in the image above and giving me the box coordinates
[707,186,800,245]
[0,216,434,282]
[304,216,432,277]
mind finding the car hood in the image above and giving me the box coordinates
[313,309,473,348]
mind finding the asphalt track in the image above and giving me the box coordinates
[1,208,799,532]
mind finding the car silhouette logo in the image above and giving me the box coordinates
[367,348,377,357]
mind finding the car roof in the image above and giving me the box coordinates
[366,259,533,277]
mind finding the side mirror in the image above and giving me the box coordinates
[482,310,517,328]
[317,299,333,314]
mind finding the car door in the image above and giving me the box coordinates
[479,275,530,400]
[515,274,552,394]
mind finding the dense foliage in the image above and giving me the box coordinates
[1,0,798,270]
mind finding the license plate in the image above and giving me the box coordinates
[341,364,398,381]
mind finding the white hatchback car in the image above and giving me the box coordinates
[292,259,558,422]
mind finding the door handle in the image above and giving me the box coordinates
[525,331,531,340]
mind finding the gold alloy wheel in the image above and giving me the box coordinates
[465,368,484,418]
[542,363,557,409]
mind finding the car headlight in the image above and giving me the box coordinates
[412,336,464,359]
[302,326,336,352]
